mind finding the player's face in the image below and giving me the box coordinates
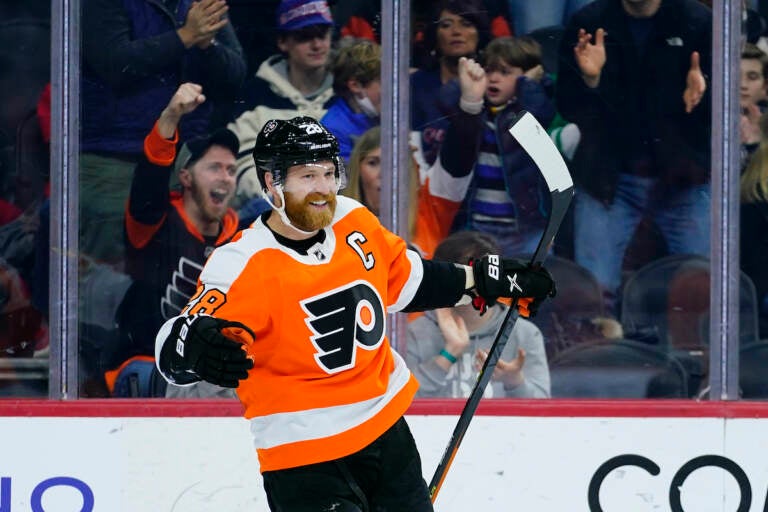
[435,10,479,59]
[186,145,236,223]
[359,147,381,215]
[485,61,524,106]
[282,161,338,231]
[278,25,332,72]
[740,58,767,108]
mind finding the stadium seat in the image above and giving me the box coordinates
[549,338,689,398]
[0,357,48,397]
[739,340,768,399]
[620,254,760,350]
[534,255,609,359]
[620,254,759,397]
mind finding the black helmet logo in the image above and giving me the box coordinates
[262,120,278,136]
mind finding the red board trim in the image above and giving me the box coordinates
[2,399,768,418]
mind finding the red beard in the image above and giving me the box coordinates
[284,191,337,231]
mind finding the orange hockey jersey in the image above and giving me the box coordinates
[158,196,424,472]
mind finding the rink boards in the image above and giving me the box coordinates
[1,399,768,511]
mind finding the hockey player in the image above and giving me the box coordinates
[154,116,556,511]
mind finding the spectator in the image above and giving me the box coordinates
[432,39,556,257]
[740,110,768,339]
[740,43,768,168]
[744,1,767,47]
[412,0,512,68]
[411,0,492,167]
[0,199,44,329]
[342,126,420,239]
[0,82,52,319]
[556,0,712,313]
[506,0,594,36]
[321,39,381,162]
[120,83,240,398]
[342,125,469,260]
[406,230,551,398]
[344,54,544,261]
[152,115,556,509]
[80,0,245,266]
[227,0,335,210]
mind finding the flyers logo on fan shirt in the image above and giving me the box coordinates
[161,257,204,320]
[301,280,385,373]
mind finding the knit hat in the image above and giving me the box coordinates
[276,0,333,32]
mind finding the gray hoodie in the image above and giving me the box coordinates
[406,306,551,398]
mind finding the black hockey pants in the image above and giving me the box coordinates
[262,416,434,512]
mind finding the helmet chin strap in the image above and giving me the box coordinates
[264,186,317,236]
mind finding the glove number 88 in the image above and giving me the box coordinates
[487,255,500,280]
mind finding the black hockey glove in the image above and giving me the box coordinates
[160,315,255,388]
[471,255,556,317]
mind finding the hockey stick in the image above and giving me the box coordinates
[428,111,574,503]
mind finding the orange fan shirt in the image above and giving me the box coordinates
[172,196,423,472]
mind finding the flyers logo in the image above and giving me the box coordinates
[301,280,385,373]
[162,257,204,320]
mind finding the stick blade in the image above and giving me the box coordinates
[508,111,573,194]
[508,110,574,264]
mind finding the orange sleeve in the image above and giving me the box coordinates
[411,178,462,260]
[143,121,179,166]
[125,212,167,249]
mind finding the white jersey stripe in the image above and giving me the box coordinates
[249,350,411,449]
[389,249,423,312]
[428,156,473,202]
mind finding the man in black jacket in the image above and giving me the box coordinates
[555,0,712,313]
[111,83,240,398]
